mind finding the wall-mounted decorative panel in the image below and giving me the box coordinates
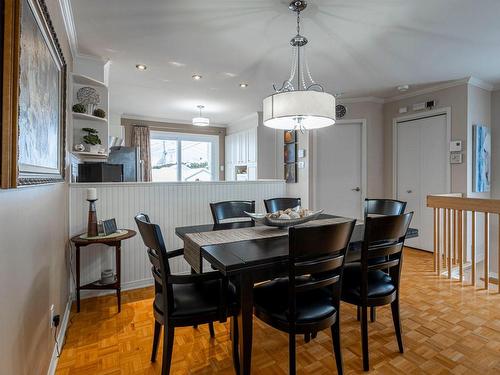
[69,181,286,295]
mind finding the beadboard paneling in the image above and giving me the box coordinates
[69,181,286,293]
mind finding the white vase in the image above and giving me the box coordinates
[89,145,100,154]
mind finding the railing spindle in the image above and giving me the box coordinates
[433,208,437,272]
[437,208,441,275]
[446,208,452,279]
[472,211,476,286]
[484,213,489,290]
[458,210,463,283]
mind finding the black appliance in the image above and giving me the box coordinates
[78,163,123,182]
[107,146,141,182]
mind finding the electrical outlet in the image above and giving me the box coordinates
[50,304,56,328]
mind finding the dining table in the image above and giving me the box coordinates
[175,214,418,375]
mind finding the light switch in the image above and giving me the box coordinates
[297,161,305,169]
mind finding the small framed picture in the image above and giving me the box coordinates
[284,143,297,163]
[284,130,297,144]
[284,163,297,183]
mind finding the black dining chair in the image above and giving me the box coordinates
[264,197,301,213]
[364,198,406,217]
[253,220,357,375]
[363,198,407,322]
[210,200,255,224]
[341,212,413,372]
[134,213,240,375]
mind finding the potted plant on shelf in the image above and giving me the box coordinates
[82,127,104,154]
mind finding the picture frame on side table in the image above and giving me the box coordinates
[1,0,67,188]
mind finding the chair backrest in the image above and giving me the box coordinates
[360,212,413,298]
[364,199,406,217]
[288,220,356,318]
[264,197,301,213]
[134,213,174,311]
[210,200,255,224]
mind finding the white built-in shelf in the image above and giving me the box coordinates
[72,112,107,123]
[71,151,109,159]
[72,73,107,88]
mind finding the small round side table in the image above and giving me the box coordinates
[70,229,136,312]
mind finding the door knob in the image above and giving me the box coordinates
[406,190,413,194]
[352,187,361,192]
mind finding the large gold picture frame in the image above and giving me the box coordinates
[1,0,66,188]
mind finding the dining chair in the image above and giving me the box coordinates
[134,213,240,375]
[253,220,356,375]
[363,198,407,322]
[264,197,301,213]
[341,212,413,371]
[209,200,255,224]
[364,198,406,217]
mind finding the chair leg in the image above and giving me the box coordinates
[304,333,311,343]
[151,321,162,363]
[231,316,240,375]
[361,306,369,371]
[311,331,317,339]
[209,322,215,338]
[331,319,344,375]
[370,307,376,322]
[161,325,175,375]
[193,324,198,329]
[357,306,360,321]
[289,332,296,375]
[391,298,404,353]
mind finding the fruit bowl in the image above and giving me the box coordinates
[244,208,323,228]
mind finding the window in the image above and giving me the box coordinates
[150,131,218,182]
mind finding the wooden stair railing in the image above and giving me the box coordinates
[427,194,499,292]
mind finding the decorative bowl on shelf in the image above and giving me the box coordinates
[244,208,323,228]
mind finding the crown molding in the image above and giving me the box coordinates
[121,114,227,128]
[58,0,107,62]
[58,0,78,59]
[467,77,494,91]
[338,96,385,104]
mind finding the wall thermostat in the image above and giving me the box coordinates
[450,140,462,152]
[450,153,463,164]
[298,149,306,158]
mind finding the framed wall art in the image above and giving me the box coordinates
[1,0,67,188]
[472,124,491,193]
[283,130,298,183]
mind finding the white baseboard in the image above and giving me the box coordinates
[47,297,73,375]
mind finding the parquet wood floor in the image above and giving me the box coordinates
[56,249,500,374]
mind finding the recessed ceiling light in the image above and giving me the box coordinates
[397,84,409,92]
[136,64,147,71]
[239,83,249,88]
[192,74,202,80]
[169,61,186,67]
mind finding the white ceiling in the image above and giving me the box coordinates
[71,0,500,125]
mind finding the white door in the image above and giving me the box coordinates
[397,114,448,251]
[314,122,364,219]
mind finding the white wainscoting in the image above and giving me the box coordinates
[69,181,286,295]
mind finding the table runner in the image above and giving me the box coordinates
[184,217,353,273]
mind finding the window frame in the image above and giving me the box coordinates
[150,131,219,182]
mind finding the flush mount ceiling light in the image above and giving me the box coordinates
[136,64,147,71]
[192,105,210,126]
[239,83,249,88]
[192,74,202,80]
[397,84,410,92]
[262,1,335,131]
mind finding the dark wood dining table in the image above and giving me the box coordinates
[175,215,418,375]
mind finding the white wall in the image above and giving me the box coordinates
[489,90,500,276]
[0,1,72,374]
[69,181,286,294]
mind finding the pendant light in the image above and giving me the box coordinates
[262,1,336,131]
[192,105,210,126]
